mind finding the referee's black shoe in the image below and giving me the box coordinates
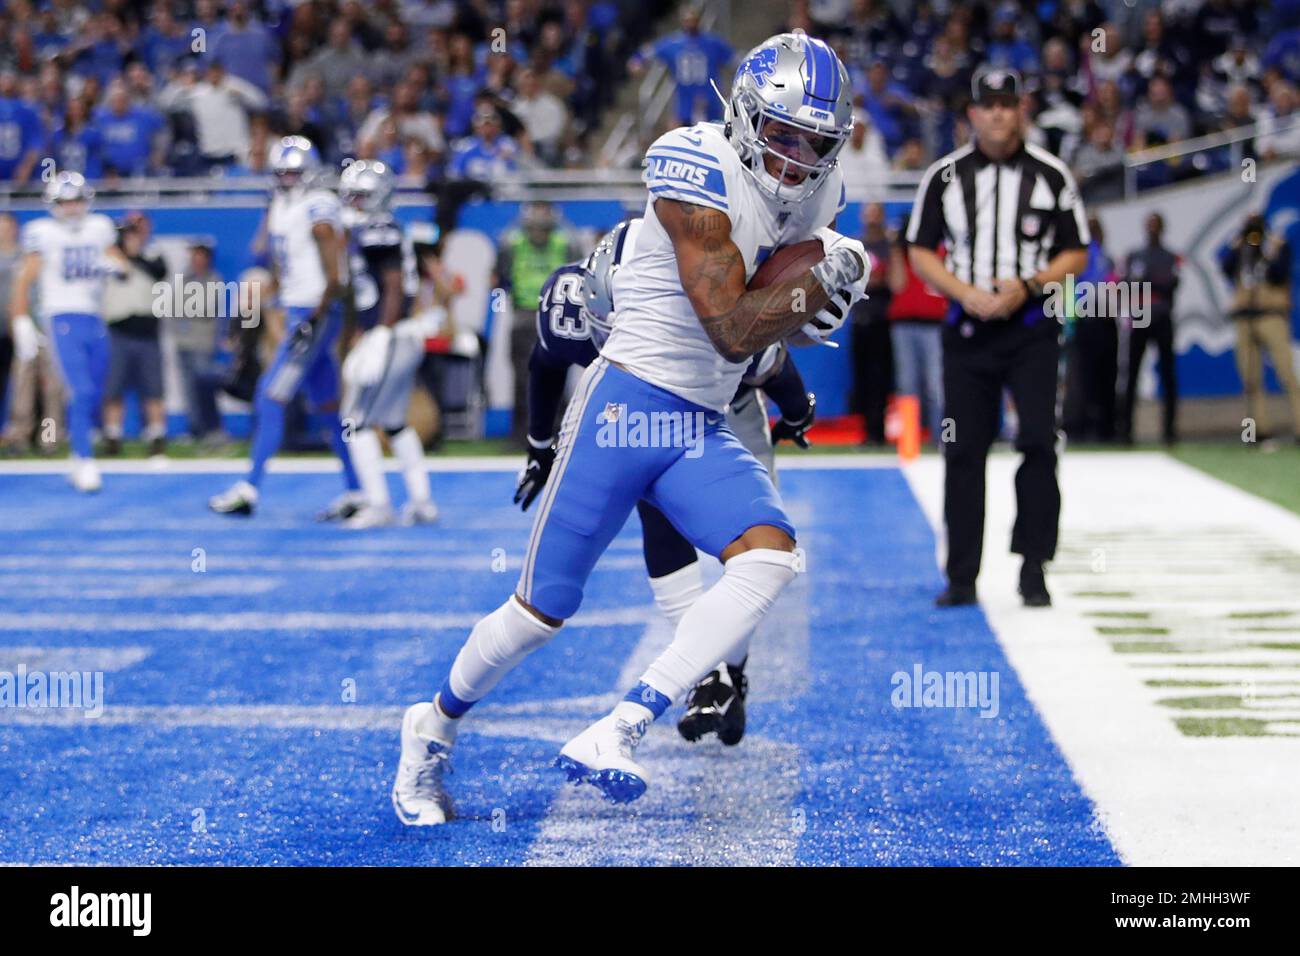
[1019,560,1051,607]
[935,583,978,607]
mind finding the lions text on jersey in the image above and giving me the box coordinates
[603,121,845,411]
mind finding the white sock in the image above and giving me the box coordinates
[350,428,390,509]
[647,561,704,628]
[390,426,431,504]
[445,595,559,707]
[639,548,798,703]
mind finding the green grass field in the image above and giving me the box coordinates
[1172,442,1300,517]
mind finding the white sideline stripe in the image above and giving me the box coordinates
[521,530,812,867]
[0,578,284,600]
[903,451,1300,866]
[0,453,905,476]
[0,607,656,633]
[0,646,151,671]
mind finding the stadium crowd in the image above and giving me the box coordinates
[0,0,668,185]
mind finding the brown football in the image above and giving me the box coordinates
[747,238,825,290]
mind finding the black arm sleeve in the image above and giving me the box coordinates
[526,339,571,444]
[762,353,812,422]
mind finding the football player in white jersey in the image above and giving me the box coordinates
[335,160,441,529]
[9,172,128,492]
[391,33,870,824]
[209,136,364,518]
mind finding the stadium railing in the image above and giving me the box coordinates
[1123,116,1300,196]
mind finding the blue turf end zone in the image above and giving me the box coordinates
[0,467,1119,865]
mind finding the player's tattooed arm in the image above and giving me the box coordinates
[657,198,830,364]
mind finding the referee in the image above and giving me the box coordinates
[906,68,1089,608]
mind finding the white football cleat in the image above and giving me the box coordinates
[556,712,650,804]
[344,504,395,529]
[316,489,367,522]
[68,458,102,494]
[209,480,257,515]
[391,702,455,826]
[400,499,439,526]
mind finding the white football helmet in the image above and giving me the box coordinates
[270,135,322,192]
[44,171,94,221]
[725,33,853,204]
[339,159,395,225]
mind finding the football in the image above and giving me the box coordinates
[747,238,826,290]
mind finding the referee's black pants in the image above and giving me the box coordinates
[942,316,1061,588]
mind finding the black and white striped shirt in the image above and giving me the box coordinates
[906,140,1090,292]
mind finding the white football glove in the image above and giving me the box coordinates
[342,324,393,388]
[11,314,44,364]
[804,229,871,344]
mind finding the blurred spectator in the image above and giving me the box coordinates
[1062,215,1118,443]
[1072,119,1125,203]
[1258,83,1300,160]
[135,3,193,76]
[495,202,583,443]
[450,107,521,180]
[159,58,266,172]
[172,241,228,447]
[987,4,1040,74]
[1132,75,1191,150]
[441,33,485,141]
[849,203,894,446]
[288,20,368,99]
[0,69,44,184]
[629,5,732,126]
[1092,79,1134,147]
[1213,35,1262,92]
[210,0,281,95]
[1120,212,1180,445]
[48,95,105,180]
[64,11,131,88]
[93,79,167,178]
[858,59,918,157]
[1220,213,1300,442]
[358,79,445,160]
[1081,22,1132,93]
[838,110,890,195]
[511,67,569,167]
[371,20,420,91]
[886,229,946,440]
[102,212,168,456]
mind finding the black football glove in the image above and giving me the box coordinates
[771,393,816,449]
[513,439,557,511]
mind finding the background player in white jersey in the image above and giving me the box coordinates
[209,136,363,518]
[9,172,127,493]
[516,217,819,746]
[391,33,869,824]
[335,160,440,529]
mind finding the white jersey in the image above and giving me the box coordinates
[603,122,845,411]
[267,186,342,309]
[21,213,118,317]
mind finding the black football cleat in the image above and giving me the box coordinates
[935,583,978,607]
[678,661,748,746]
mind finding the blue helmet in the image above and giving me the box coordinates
[726,33,853,204]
